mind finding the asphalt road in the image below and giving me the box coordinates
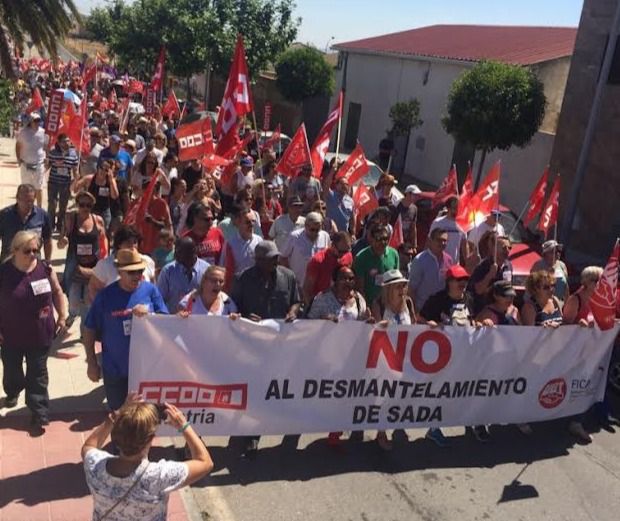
[182,396,620,521]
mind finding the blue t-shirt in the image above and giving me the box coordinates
[85,281,168,378]
[98,147,134,180]
[325,189,353,232]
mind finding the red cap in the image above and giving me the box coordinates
[446,265,470,279]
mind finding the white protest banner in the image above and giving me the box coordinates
[129,316,618,436]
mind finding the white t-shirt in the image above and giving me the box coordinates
[178,290,238,315]
[430,216,466,264]
[83,449,188,521]
[17,126,46,164]
[268,214,305,252]
[468,221,506,251]
[92,254,156,286]
[281,228,331,286]
[134,147,165,167]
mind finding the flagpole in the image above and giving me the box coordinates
[76,93,87,179]
[334,92,343,162]
[493,161,502,264]
[507,201,530,239]
[385,154,393,176]
[252,110,260,150]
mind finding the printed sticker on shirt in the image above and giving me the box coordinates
[56,167,68,177]
[122,319,132,336]
[39,305,51,319]
[98,187,110,197]
[77,244,93,256]
[31,278,52,295]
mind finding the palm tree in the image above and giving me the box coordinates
[0,0,81,78]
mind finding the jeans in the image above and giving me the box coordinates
[48,182,71,231]
[103,374,128,411]
[1,345,49,419]
[67,280,90,336]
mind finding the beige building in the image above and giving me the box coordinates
[332,25,576,212]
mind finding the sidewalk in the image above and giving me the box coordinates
[0,137,191,520]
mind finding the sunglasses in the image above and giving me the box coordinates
[21,248,38,255]
[374,236,390,242]
[126,269,145,276]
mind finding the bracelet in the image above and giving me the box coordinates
[177,421,191,433]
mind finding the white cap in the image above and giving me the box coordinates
[405,184,421,195]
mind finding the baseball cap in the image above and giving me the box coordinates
[254,240,280,259]
[446,265,470,280]
[29,112,41,121]
[110,134,122,144]
[240,156,254,167]
[288,196,304,207]
[405,184,422,195]
[492,280,517,298]
[381,269,408,286]
[542,240,562,253]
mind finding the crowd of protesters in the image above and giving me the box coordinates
[0,65,619,518]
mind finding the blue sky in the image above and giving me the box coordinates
[74,0,584,48]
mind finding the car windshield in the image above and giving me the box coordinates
[500,211,526,244]
[360,164,384,187]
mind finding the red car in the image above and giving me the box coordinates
[412,191,542,293]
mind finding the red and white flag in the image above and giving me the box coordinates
[523,167,550,227]
[537,175,560,237]
[176,118,215,162]
[26,87,44,113]
[82,64,97,86]
[275,123,311,177]
[126,79,144,95]
[389,213,404,249]
[108,88,118,109]
[124,173,160,227]
[144,86,156,116]
[334,142,370,186]
[457,161,501,232]
[66,94,91,155]
[432,165,458,208]
[45,89,66,144]
[310,91,343,178]
[263,102,272,131]
[215,35,253,139]
[261,123,281,151]
[353,184,379,222]
[589,240,620,330]
[457,163,474,220]
[215,119,241,158]
[162,89,180,117]
[150,46,166,95]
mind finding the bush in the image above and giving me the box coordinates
[275,46,334,103]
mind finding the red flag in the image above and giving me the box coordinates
[108,88,118,109]
[353,184,379,222]
[82,64,97,86]
[310,92,343,177]
[66,93,90,155]
[523,167,550,227]
[456,163,474,224]
[215,35,253,139]
[537,175,560,237]
[215,119,241,158]
[176,118,215,162]
[432,165,458,208]
[126,79,144,95]
[334,142,370,186]
[457,162,501,232]
[275,123,311,177]
[389,213,404,249]
[124,173,160,226]
[202,153,230,169]
[45,89,66,144]
[261,123,281,151]
[590,240,620,330]
[162,89,180,117]
[26,87,44,113]
[144,86,156,116]
[150,47,166,94]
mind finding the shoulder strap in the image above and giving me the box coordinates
[98,461,150,521]
[405,297,415,319]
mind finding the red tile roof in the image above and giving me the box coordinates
[333,25,577,65]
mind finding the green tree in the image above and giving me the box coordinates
[275,46,334,103]
[0,0,81,79]
[387,99,423,176]
[442,60,546,187]
[85,0,299,82]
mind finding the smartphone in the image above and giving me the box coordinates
[155,403,168,422]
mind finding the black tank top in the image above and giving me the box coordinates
[88,176,112,214]
[69,213,100,268]
[487,306,518,326]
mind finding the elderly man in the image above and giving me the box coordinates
[98,134,133,181]
[280,212,331,289]
[231,240,301,458]
[409,227,454,312]
[15,112,47,206]
[221,205,262,291]
[353,224,399,305]
[269,196,305,252]
[303,231,352,305]
[83,249,168,410]
[157,237,210,312]
[0,184,52,262]
[47,133,79,233]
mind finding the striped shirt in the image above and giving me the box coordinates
[48,145,79,185]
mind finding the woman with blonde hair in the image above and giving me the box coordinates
[82,394,213,521]
[178,265,238,316]
[0,230,68,432]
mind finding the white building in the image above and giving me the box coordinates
[332,25,577,212]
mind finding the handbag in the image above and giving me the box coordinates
[97,461,150,521]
